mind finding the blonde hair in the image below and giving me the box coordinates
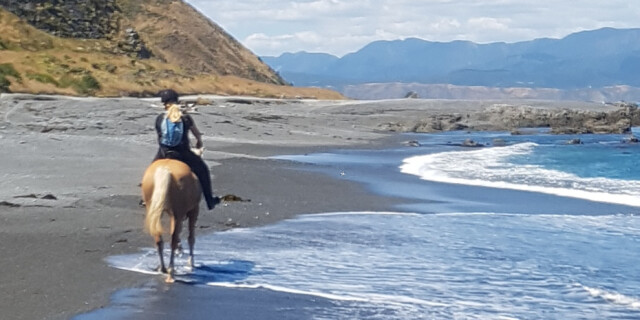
[165,104,182,122]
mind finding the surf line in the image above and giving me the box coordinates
[206,282,369,301]
[400,162,640,208]
[582,285,640,310]
[205,282,450,308]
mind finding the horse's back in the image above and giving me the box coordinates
[141,159,201,208]
[144,159,190,178]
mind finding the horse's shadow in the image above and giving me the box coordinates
[174,259,255,285]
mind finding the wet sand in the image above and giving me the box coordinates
[0,94,612,319]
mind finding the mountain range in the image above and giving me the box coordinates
[262,28,640,101]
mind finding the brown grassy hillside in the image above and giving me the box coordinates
[0,2,344,99]
[123,0,283,84]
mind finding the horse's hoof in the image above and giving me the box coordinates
[165,276,175,283]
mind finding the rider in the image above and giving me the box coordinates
[154,89,219,210]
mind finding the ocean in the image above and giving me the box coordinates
[80,130,640,319]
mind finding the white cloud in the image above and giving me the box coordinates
[245,31,324,53]
[467,17,510,31]
[186,0,640,56]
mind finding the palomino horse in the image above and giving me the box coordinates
[141,159,201,283]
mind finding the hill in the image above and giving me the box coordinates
[262,28,640,100]
[0,0,343,99]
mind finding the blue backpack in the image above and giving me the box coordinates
[160,116,184,147]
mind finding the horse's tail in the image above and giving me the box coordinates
[145,166,172,237]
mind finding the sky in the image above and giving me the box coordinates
[185,0,640,58]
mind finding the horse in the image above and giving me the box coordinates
[141,159,201,283]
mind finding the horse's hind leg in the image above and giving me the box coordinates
[166,217,183,283]
[175,240,184,257]
[187,210,198,268]
[154,235,167,274]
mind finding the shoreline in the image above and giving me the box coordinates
[0,94,629,319]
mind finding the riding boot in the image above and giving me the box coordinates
[205,195,221,210]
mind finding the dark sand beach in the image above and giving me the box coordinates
[0,94,617,319]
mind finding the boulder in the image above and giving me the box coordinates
[461,139,483,147]
[405,140,421,147]
[404,91,419,99]
[115,28,152,59]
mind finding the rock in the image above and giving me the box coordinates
[462,139,483,147]
[116,28,152,59]
[41,194,57,200]
[412,114,467,132]
[567,138,582,144]
[0,201,21,207]
[379,122,409,132]
[194,97,212,106]
[405,140,421,147]
[105,64,117,73]
[220,194,250,202]
[404,91,419,99]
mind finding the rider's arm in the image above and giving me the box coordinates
[187,115,203,148]
[155,115,163,143]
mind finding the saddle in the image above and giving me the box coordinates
[158,147,204,160]
[161,149,182,160]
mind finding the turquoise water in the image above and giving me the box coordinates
[508,139,640,180]
[399,131,640,207]
[102,131,640,319]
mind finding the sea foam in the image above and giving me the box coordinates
[400,142,640,207]
[582,285,640,310]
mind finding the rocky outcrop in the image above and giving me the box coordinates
[411,114,469,132]
[389,102,640,134]
[486,103,639,134]
[115,28,152,59]
[548,103,637,134]
[0,0,119,39]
